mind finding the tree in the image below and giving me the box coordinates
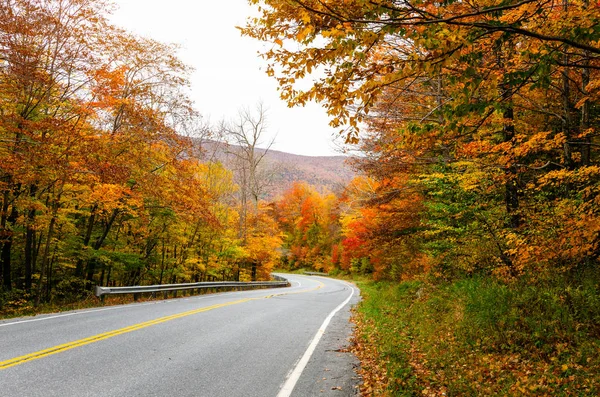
[242,0,599,137]
[219,103,278,279]
[244,0,600,281]
[221,104,276,241]
[0,0,115,291]
[275,182,339,272]
[0,0,227,305]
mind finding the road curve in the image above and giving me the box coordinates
[0,274,360,396]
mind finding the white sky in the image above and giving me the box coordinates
[110,0,344,156]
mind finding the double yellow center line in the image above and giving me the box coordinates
[0,279,324,371]
[0,299,250,370]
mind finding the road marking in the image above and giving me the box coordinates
[0,303,160,328]
[0,294,235,328]
[0,278,307,328]
[277,282,355,397]
[269,279,323,297]
[0,298,251,371]
[0,276,323,371]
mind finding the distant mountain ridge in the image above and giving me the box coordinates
[198,140,354,199]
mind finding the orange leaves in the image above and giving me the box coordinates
[88,66,129,108]
[512,132,563,159]
[275,181,339,270]
[338,173,425,279]
[538,166,600,190]
[502,197,600,278]
[88,184,135,210]
[245,0,600,153]
[457,140,494,158]
[0,0,244,293]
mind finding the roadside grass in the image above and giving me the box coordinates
[353,276,600,396]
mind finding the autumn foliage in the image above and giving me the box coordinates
[244,0,600,282]
[246,1,600,394]
[275,182,339,272]
[0,0,281,311]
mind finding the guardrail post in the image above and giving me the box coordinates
[133,293,140,301]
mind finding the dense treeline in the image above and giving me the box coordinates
[244,0,600,284]
[245,0,600,394]
[4,0,600,388]
[0,0,281,311]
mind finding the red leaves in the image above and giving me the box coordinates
[275,182,338,270]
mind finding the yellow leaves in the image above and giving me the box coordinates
[499,1,540,24]
[89,184,132,211]
[184,258,206,273]
[296,26,314,42]
[322,23,354,39]
[513,131,560,157]
[574,96,590,109]
[300,11,311,25]
[538,166,600,189]
[457,171,488,192]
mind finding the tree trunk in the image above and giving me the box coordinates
[46,243,59,301]
[561,0,574,169]
[36,213,57,305]
[76,204,97,277]
[99,263,106,287]
[562,67,574,169]
[24,184,38,291]
[106,266,112,286]
[496,37,520,231]
[502,94,520,229]
[580,48,591,166]
[251,262,257,281]
[1,204,18,291]
[1,188,10,290]
[93,208,119,250]
[24,219,35,291]
[159,240,166,284]
[86,208,119,283]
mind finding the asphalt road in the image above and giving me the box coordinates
[0,274,361,396]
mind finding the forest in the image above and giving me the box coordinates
[0,0,286,310]
[241,0,600,394]
[2,0,600,394]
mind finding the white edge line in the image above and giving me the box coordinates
[0,289,248,328]
[0,276,306,328]
[0,304,138,328]
[277,282,355,397]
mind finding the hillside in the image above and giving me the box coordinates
[264,150,354,198]
[198,140,355,199]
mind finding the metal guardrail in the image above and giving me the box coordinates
[303,271,329,276]
[95,278,289,299]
